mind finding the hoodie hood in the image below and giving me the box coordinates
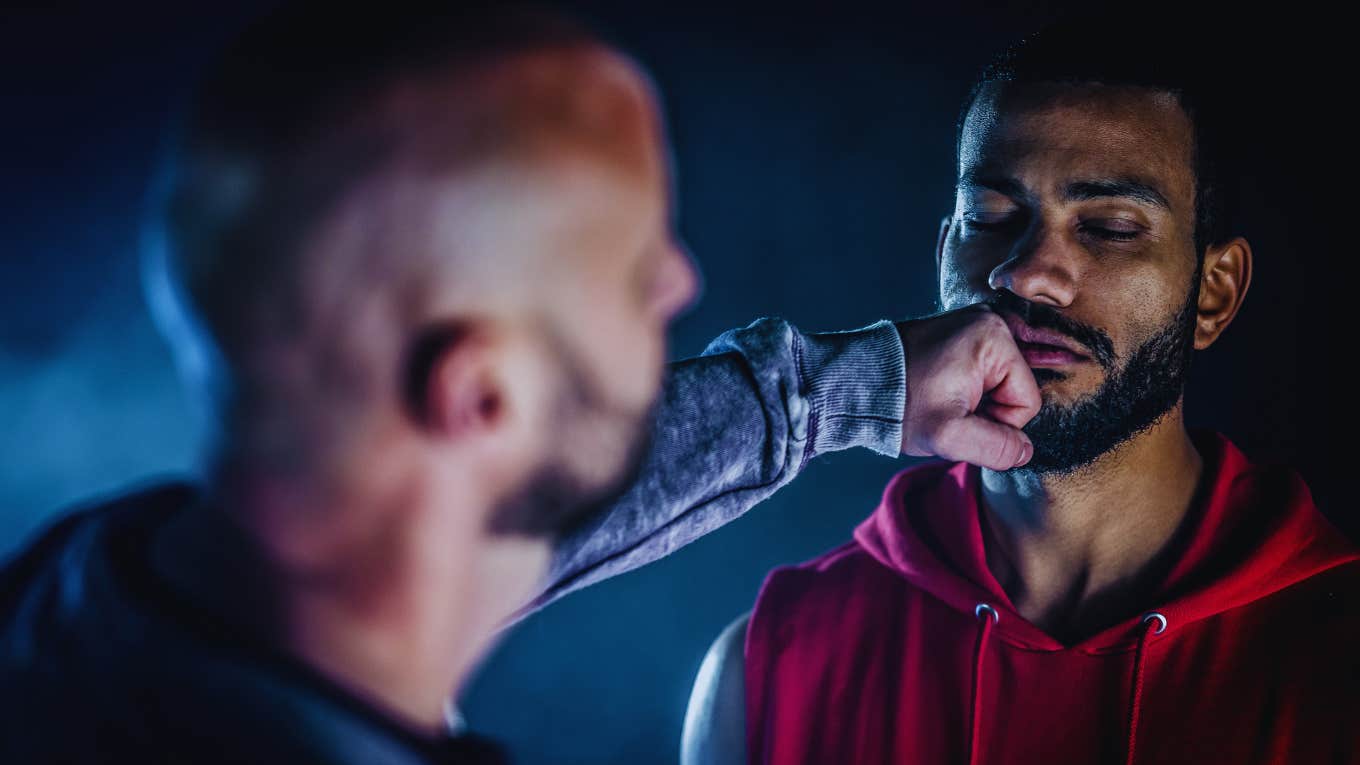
[746,427,1359,764]
[853,427,1358,653]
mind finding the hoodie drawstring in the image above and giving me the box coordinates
[966,605,1166,765]
[1125,612,1167,765]
[968,603,999,765]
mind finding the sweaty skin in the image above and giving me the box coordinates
[683,82,1252,765]
[948,83,1249,641]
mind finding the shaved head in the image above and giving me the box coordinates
[151,3,680,503]
[132,4,696,735]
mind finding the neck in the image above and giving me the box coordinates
[153,470,550,737]
[978,406,1204,643]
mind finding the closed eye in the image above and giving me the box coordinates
[1079,222,1143,242]
[962,214,1025,234]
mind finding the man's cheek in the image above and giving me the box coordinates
[600,315,661,408]
[938,264,987,310]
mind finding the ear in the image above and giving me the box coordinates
[935,215,952,305]
[410,324,508,440]
[1193,236,1253,350]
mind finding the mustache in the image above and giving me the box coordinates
[987,290,1117,369]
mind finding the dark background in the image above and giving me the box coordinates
[0,3,1343,763]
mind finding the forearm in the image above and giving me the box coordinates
[518,317,905,615]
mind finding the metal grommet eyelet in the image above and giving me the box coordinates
[975,603,1000,624]
[1141,612,1168,634]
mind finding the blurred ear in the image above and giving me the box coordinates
[1194,237,1253,350]
[405,322,507,441]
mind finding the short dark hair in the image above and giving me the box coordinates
[954,13,1238,256]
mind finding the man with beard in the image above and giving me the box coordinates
[0,4,1046,763]
[683,16,1359,765]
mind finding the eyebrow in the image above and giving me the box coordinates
[958,171,1173,213]
[1063,178,1172,212]
[958,170,1030,202]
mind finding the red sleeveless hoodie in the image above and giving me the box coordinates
[744,429,1359,764]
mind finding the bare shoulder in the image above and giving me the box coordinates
[681,613,750,765]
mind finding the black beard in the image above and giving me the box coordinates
[991,265,1201,476]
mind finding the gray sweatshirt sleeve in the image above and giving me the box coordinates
[518,316,905,615]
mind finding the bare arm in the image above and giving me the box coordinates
[682,613,750,765]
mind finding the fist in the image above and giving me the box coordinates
[896,304,1041,470]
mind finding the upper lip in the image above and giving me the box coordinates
[1000,313,1090,359]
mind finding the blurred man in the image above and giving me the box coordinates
[0,4,1044,763]
[685,16,1359,765]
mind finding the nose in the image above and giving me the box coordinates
[988,222,1079,308]
[652,239,700,322]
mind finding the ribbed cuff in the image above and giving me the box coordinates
[797,319,905,458]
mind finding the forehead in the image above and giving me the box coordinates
[959,82,1195,205]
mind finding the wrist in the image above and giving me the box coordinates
[799,319,906,458]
